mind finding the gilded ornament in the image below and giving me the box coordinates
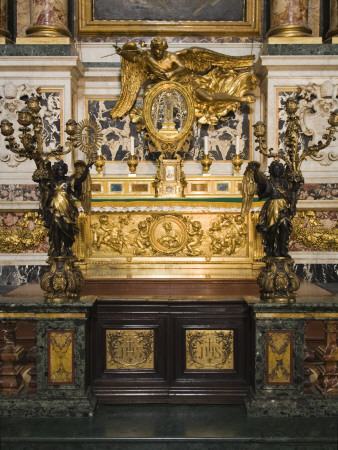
[0,94,101,302]
[111,38,257,155]
[267,331,292,385]
[186,330,234,370]
[91,214,130,254]
[292,211,338,251]
[241,97,338,303]
[208,215,247,256]
[106,329,154,370]
[0,213,47,253]
[48,331,73,384]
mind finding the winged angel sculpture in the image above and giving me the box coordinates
[111,37,258,126]
[241,160,297,258]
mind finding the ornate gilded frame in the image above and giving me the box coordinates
[77,0,261,36]
[143,81,195,154]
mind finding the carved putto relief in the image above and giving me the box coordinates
[89,213,248,258]
[298,81,338,166]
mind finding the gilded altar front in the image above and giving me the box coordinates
[75,174,264,279]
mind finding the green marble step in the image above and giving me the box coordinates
[1,404,337,449]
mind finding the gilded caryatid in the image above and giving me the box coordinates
[111,37,258,133]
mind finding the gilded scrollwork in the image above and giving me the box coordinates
[292,211,338,251]
[0,212,48,253]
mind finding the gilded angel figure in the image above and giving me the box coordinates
[40,159,92,257]
[111,37,258,125]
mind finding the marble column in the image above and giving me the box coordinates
[0,0,11,39]
[267,0,312,38]
[326,0,338,41]
[26,0,71,38]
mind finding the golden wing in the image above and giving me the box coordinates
[176,47,255,73]
[110,56,148,120]
[80,173,92,216]
[241,165,258,217]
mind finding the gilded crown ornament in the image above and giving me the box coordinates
[241,98,338,303]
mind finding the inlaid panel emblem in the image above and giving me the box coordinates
[186,329,234,370]
[266,330,293,385]
[48,331,74,385]
[106,329,154,369]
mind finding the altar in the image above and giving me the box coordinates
[75,175,265,280]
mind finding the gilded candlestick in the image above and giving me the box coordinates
[231,152,245,174]
[127,153,138,175]
[200,151,213,175]
[94,153,106,175]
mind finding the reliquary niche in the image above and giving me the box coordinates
[298,81,338,166]
[89,213,249,259]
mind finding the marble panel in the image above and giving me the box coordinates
[0,45,76,56]
[0,184,39,201]
[263,44,338,55]
[88,99,251,162]
[298,183,338,200]
[293,263,338,283]
[0,265,45,286]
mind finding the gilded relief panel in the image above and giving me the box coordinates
[186,329,234,370]
[266,330,293,385]
[88,212,249,259]
[106,329,154,370]
[48,331,74,385]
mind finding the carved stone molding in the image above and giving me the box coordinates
[298,81,338,166]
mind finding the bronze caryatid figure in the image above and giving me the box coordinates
[111,37,258,143]
[241,98,338,303]
[0,95,100,303]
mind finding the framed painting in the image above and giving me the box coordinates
[78,0,261,36]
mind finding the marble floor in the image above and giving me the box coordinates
[1,404,337,449]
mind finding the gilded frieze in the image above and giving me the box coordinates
[186,329,234,370]
[106,329,154,369]
[48,331,74,385]
[88,212,249,259]
[266,331,293,385]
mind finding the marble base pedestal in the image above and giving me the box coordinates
[0,296,97,417]
[245,296,338,417]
